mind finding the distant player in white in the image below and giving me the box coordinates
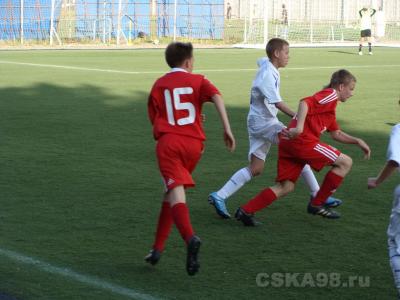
[368,122,400,298]
[359,6,376,55]
[208,38,341,218]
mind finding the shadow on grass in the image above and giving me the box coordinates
[327,50,358,55]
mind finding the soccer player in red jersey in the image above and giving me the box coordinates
[235,69,371,226]
[145,42,235,275]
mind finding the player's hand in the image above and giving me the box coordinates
[358,139,371,160]
[224,130,236,152]
[367,177,378,189]
[281,127,301,140]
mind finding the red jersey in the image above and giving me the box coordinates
[287,88,340,144]
[148,69,220,141]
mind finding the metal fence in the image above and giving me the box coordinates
[0,0,399,46]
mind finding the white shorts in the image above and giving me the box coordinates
[247,120,285,161]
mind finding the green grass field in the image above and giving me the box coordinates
[0,46,399,300]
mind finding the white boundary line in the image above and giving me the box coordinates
[0,247,162,300]
[0,60,400,75]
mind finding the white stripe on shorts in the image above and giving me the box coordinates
[314,144,338,162]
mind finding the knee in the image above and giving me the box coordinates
[338,154,353,171]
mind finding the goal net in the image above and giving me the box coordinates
[227,0,400,47]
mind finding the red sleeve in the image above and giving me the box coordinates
[327,117,340,132]
[199,76,220,103]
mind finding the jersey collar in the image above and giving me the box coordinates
[170,68,188,73]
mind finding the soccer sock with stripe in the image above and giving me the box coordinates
[359,44,362,52]
[368,42,372,52]
[152,201,174,252]
[171,202,194,244]
[311,171,344,206]
[241,188,277,214]
[216,167,252,200]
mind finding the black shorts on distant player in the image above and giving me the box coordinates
[360,29,371,37]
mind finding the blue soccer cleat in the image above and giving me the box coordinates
[310,195,342,208]
[325,196,342,208]
[208,192,231,219]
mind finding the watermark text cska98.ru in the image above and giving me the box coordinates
[256,273,370,288]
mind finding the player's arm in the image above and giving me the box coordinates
[283,100,308,139]
[368,160,399,189]
[211,94,236,152]
[275,101,295,118]
[370,8,376,17]
[329,130,371,159]
[359,9,363,17]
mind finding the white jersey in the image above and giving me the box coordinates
[360,8,375,30]
[387,124,400,240]
[247,57,283,139]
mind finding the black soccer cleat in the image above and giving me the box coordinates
[307,203,341,219]
[186,235,201,276]
[235,207,259,226]
[144,249,161,265]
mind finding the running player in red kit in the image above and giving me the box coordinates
[235,69,371,226]
[145,42,235,275]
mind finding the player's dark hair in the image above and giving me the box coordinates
[165,42,193,68]
[325,69,357,89]
[266,38,289,59]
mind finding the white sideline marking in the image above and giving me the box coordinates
[0,247,161,300]
[0,60,400,75]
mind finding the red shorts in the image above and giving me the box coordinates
[156,134,204,191]
[277,141,341,183]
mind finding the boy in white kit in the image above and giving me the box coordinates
[368,121,400,298]
[208,38,341,218]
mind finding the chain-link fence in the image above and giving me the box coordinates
[0,0,399,46]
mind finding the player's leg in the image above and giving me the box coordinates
[389,238,400,298]
[367,34,373,54]
[300,164,319,196]
[146,135,202,275]
[235,180,295,226]
[359,35,364,55]
[208,138,269,218]
[388,186,400,297]
[144,193,174,265]
[309,151,353,212]
[300,164,342,208]
[166,186,201,276]
[294,143,346,218]
[235,154,302,227]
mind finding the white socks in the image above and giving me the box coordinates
[216,167,252,200]
[300,164,320,197]
[217,164,319,200]
[389,241,400,296]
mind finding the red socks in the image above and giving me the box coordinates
[242,188,277,214]
[153,201,174,252]
[152,202,195,252]
[171,203,194,244]
[311,171,344,206]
